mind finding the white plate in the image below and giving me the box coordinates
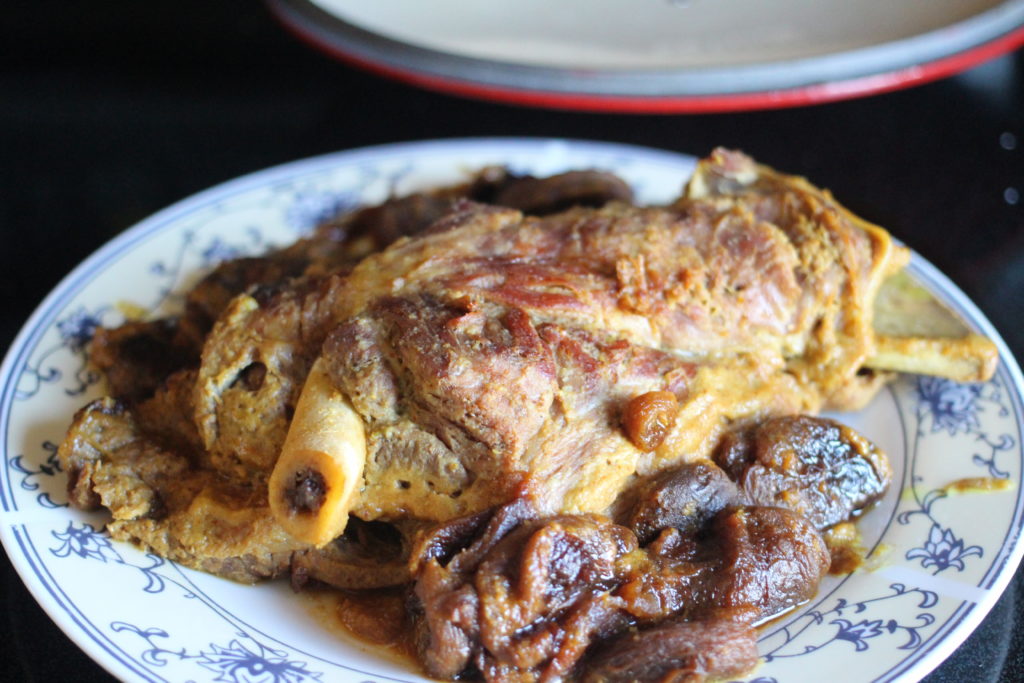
[2,138,1023,683]
[268,0,1024,111]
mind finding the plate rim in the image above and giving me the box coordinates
[266,0,1024,112]
[2,137,1023,682]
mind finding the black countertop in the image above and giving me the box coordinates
[2,2,1023,681]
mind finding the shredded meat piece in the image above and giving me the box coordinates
[291,519,413,590]
[89,318,196,401]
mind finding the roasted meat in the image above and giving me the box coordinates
[59,397,301,582]
[261,149,910,528]
[57,149,999,682]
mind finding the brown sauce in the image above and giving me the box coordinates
[822,522,893,574]
[939,477,1014,495]
[823,522,867,575]
[335,587,415,654]
[301,586,419,665]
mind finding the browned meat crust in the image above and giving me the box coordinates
[300,149,905,521]
[178,167,636,357]
[89,319,197,402]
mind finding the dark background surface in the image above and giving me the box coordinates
[2,2,1023,681]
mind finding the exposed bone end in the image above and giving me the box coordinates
[269,358,366,547]
[874,271,969,339]
[269,448,354,546]
[868,334,998,383]
[284,466,328,515]
[867,271,999,383]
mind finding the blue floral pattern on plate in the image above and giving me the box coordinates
[896,376,1016,575]
[1,139,1022,683]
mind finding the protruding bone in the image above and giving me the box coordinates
[269,357,366,547]
[865,272,998,383]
